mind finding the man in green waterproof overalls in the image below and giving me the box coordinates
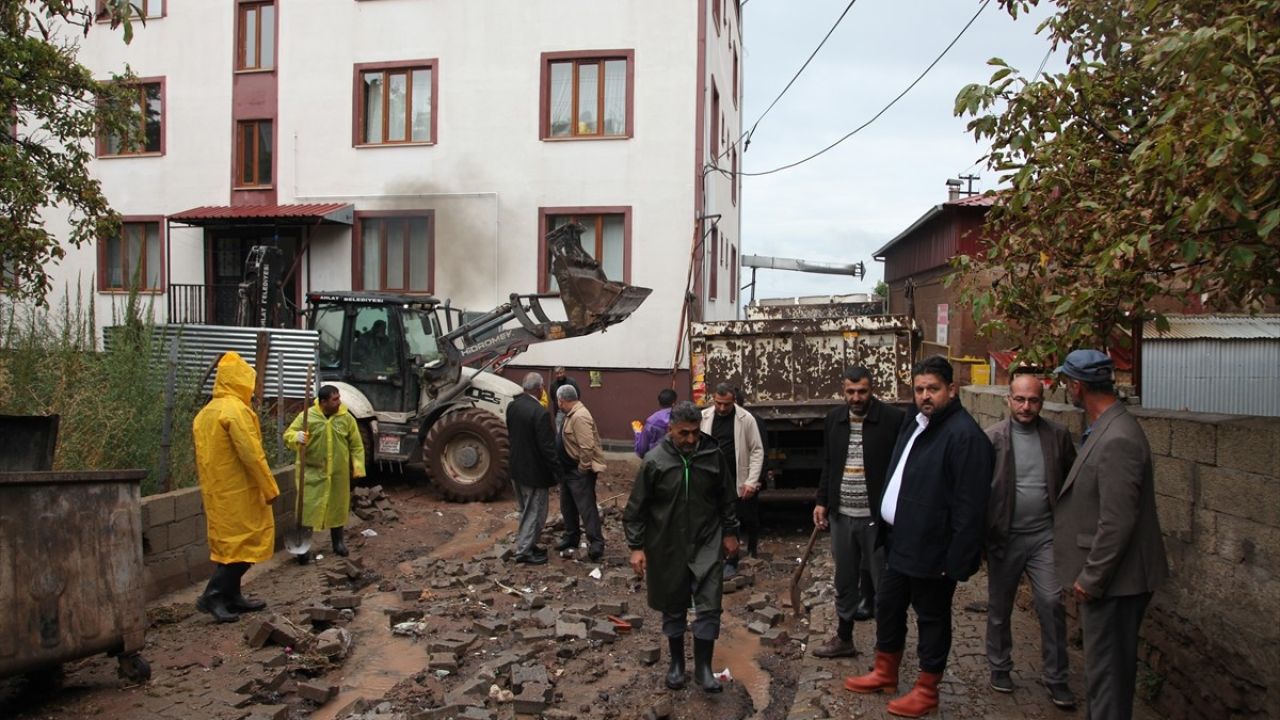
[624,401,739,693]
[285,385,365,560]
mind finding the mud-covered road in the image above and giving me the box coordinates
[0,455,813,720]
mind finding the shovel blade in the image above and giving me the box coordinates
[285,528,312,555]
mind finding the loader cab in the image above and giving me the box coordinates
[307,292,447,415]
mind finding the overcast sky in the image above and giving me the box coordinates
[738,0,1061,301]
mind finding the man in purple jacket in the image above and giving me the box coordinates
[635,389,678,457]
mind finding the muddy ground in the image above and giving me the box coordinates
[0,455,817,720]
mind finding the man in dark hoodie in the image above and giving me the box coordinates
[624,401,739,694]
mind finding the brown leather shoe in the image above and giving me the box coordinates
[811,636,858,658]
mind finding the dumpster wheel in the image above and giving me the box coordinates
[117,652,151,683]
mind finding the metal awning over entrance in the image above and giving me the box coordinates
[168,203,354,227]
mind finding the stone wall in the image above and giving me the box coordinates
[140,466,297,600]
[963,386,1279,720]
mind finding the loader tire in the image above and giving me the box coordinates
[423,407,510,502]
[356,420,378,485]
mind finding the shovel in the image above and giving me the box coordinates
[789,524,822,618]
[285,365,314,556]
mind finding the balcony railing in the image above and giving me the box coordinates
[167,283,239,325]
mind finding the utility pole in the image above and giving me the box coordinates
[959,174,980,197]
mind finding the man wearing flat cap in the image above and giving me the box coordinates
[1055,349,1168,720]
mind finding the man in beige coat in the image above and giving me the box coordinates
[700,383,764,576]
[1055,349,1168,720]
[557,384,607,560]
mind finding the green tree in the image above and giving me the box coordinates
[1,0,143,302]
[953,0,1280,363]
[873,279,889,299]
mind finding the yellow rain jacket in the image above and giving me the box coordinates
[192,352,280,564]
[284,401,365,530]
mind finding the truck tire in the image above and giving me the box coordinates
[357,420,377,484]
[422,407,510,502]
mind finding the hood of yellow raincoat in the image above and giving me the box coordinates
[213,352,256,405]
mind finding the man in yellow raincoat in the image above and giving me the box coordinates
[192,352,280,623]
[285,385,365,560]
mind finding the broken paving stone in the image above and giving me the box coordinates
[387,608,425,625]
[761,628,791,646]
[518,594,546,610]
[513,682,553,714]
[566,602,599,615]
[747,621,770,635]
[473,618,508,635]
[459,705,495,720]
[428,653,459,672]
[722,581,739,595]
[264,669,291,691]
[555,620,588,640]
[745,593,770,611]
[532,607,558,628]
[315,627,353,659]
[589,622,617,642]
[411,704,463,720]
[330,697,368,718]
[597,600,627,615]
[511,663,550,690]
[755,607,784,627]
[305,607,343,623]
[400,588,425,602]
[638,645,661,665]
[244,619,274,649]
[296,681,338,704]
[328,594,363,610]
[444,676,491,704]
[542,710,578,720]
[431,577,456,590]
[514,627,554,643]
[620,613,644,630]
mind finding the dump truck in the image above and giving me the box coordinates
[689,300,916,501]
[305,223,650,501]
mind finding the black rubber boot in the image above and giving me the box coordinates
[331,527,349,557]
[226,562,266,613]
[195,566,240,623]
[665,636,686,690]
[693,638,722,693]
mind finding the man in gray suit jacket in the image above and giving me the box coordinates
[1055,350,1169,720]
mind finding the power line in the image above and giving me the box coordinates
[743,0,859,148]
[721,0,992,178]
[715,0,858,164]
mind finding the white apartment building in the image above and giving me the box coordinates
[42,0,744,437]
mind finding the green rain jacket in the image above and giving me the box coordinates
[624,433,739,615]
[285,402,366,530]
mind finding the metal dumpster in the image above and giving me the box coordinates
[0,470,152,683]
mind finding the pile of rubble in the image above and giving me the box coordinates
[351,485,399,524]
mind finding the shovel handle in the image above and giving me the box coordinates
[295,364,314,528]
[789,524,822,618]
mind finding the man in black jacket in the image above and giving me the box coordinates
[845,355,993,718]
[506,372,563,565]
[812,366,905,658]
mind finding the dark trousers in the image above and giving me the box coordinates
[559,469,603,546]
[831,513,883,626]
[875,563,958,673]
[735,494,759,558]
[1081,592,1152,720]
[661,569,724,640]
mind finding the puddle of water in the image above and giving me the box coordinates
[717,623,771,717]
[309,592,426,720]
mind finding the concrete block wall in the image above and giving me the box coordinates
[963,386,1279,719]
[140,466,297,600]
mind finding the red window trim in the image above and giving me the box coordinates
[712,0,721,36]
[537,206,632,293]
[96,76,166,159]
[539,50,635,141]
[352,210,436,294]
[710,79,720,159]
[97,216,166,294]
[731,146,737,205]
[234,119,273,189]
[351,59,439,148]
[236,1,276,73]
[732,44,739,109]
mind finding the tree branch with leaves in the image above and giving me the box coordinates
[952,0,1280,365]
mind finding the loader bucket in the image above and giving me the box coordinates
[548,223,652,330]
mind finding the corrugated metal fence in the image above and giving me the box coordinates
[1143,339,1280,417]
[105,324,319,399]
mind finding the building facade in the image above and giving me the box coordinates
[38,0,744,438]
